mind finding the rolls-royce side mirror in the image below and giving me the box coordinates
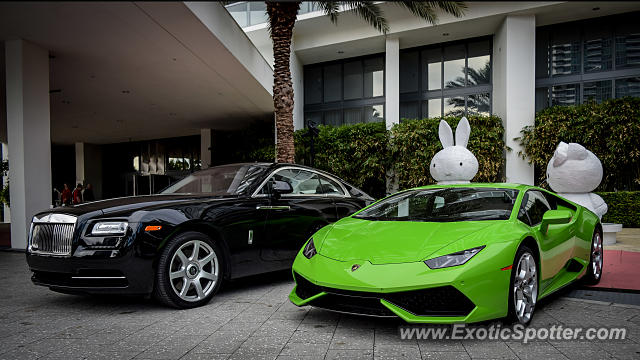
[270,180,293,197]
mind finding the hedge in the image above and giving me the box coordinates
[294,116,506,197]
[597,191,640,228]
[295,122,389,198]
[391,116,506,189]
[518,97,640,191]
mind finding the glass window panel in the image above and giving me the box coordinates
[400,102,419,121]
[535,88,549,112]
[343,60,363,100]
[549,26,581,76]
[364,57,384,97]
[318,175,345,195]
[583,24,613,73]
[615,33,640,68]
[400,51,419,93]
[444,44,466,88]
[423,49,442,91]
[365,104,384,123]
[467,93,491,116]
[444,96,465,116]
[226,2,248,28]
[304,67,322,104]
[248,2,267,26]
[324,64,342,102]
[344,108,363,125]
[583,81,612,103]
[323,110,342,126]
[426,98,442,118]
[615,77,640,98]
[305,112,322,127]
[551,84,580,106]
[467,40,491,86]
[536,28,550,78]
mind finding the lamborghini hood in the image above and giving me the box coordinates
[317,217,500,264]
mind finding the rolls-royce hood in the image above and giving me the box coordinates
[37,194,238,217]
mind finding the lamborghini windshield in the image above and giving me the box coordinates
[354,187,519,222]
[161,164,268,195]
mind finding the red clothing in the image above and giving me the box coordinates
[61,189,71,205]
[72,188,83,204]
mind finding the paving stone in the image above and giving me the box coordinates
[0,251,639,359]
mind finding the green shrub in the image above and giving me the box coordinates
[294,116,505,197]
[597,191,640,227]
[295,122,389,198]
[518,97,640,191]
[390,116,506,189]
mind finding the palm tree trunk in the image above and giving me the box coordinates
[266,1,300,163]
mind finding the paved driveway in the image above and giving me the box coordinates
[0,252,638,360]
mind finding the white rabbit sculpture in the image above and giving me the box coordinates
[547,142,608,219]
[430,117,479,184]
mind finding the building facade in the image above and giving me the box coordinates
[230,1,640,185]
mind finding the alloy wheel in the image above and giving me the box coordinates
[591,232,603,280]
[513,252,538,324]
[169,240,219,302]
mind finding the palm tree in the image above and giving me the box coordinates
[266,1,467,163]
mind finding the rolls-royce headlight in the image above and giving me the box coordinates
[424,246,485,269]
[91,221,128,236]
[303,238,317,259]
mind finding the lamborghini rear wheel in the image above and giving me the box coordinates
[583,230,603,285]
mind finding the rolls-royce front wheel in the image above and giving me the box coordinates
[154,231,223,308]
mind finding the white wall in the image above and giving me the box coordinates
[385,36,400,130]
[5,39,52,249]
[291,48,304,130]
[492,15,536,185]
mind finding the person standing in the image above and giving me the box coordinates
[83,183,95,202]
[61,183,71,206]
[72,183,83,205]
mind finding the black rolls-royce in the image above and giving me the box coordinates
[26,163,373,308]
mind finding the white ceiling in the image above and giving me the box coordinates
[0,1,274,144]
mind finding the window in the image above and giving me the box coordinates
[535,12,640,111]
[399,37,492,120]
[317,175,345,196]
[304,54,385,127]
[354,187,518,222]
[518,191,551,226]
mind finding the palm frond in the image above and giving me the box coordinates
[396,1,467,25]
[315,1,340,24]
[341,1,389,34]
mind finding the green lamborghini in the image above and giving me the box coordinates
[289,184,602,325]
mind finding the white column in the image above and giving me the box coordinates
[385,36,400,130]
[201,129,212,169]
[2,143,9,223]
[493,15,536,185]
[5,40,52,249]
[291,49,304,130]
[75,142,85,186]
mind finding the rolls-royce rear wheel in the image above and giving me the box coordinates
[154,231,223,309]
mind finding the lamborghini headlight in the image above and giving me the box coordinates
[424,246,485,269]
[303,238,317,259]
[91,221,128,236]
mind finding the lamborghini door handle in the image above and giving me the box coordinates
[256,205,291,210]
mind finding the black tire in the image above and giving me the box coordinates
[583,229,603,285]
[506,244,538,326]
[154,231,224,309]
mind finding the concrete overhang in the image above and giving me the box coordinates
[245,1,640,66]
[0,1,274,144]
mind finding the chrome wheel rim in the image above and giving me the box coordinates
[169,240,218,302]
[592,232,603,280]
[513,252,537,324]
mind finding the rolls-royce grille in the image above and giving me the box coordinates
[30,223,75,256]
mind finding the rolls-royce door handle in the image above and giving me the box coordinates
[256,205,291,210]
